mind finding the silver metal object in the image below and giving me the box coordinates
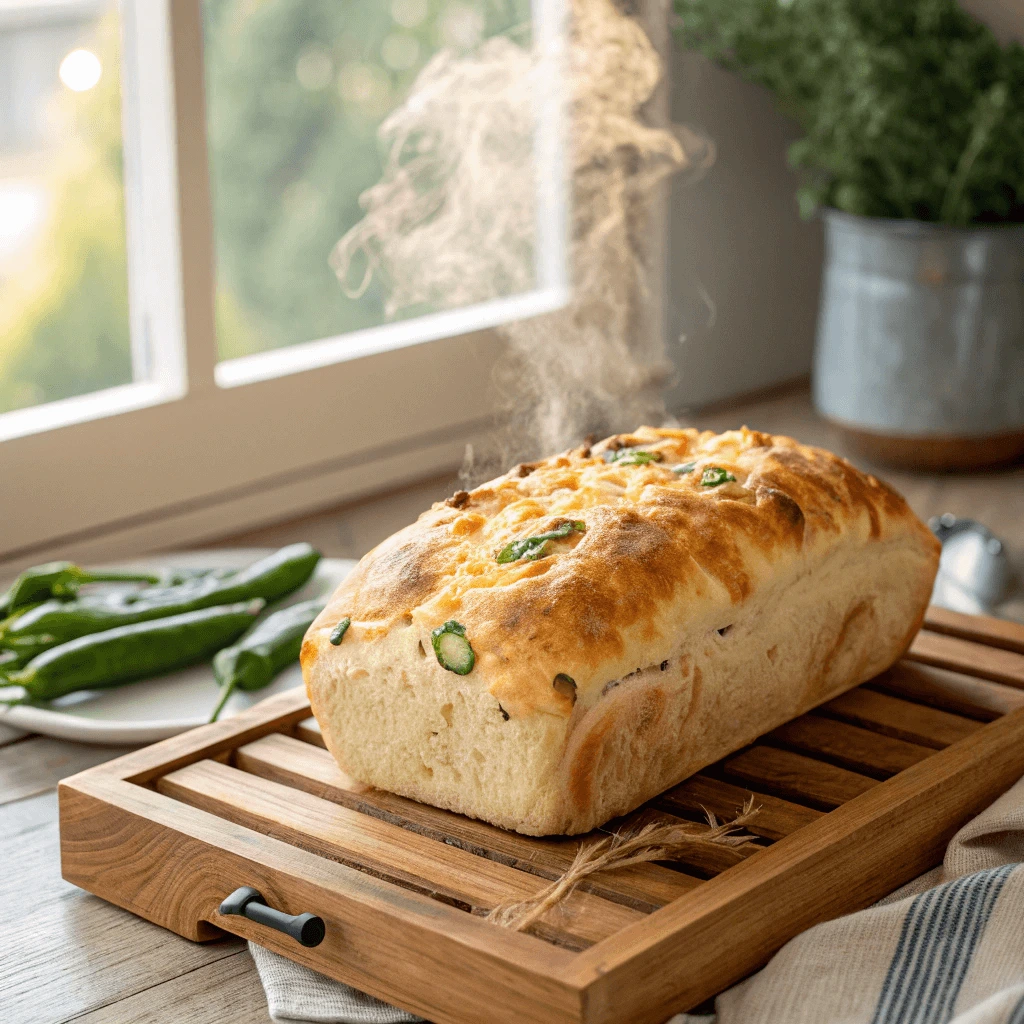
[813,210,1024,437]
[929,513,1014,615]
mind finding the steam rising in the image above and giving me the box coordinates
[332,0,714,482]
[331,36,537,317]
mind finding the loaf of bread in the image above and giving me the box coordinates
[303,427,939,835]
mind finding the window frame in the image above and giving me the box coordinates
[0,0,569,571]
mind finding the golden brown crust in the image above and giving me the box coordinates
[308,427,937,719]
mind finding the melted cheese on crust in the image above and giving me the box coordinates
[305,427,930,720]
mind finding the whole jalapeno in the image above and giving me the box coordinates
[0,544,321,662]
[208,598,325,722]
[2,600,265,703]
[129,544,321,609]
[4,561,164,615]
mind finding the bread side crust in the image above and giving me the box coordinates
[556,534,934,834]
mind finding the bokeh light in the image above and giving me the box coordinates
[338,62,391,113]
[58,49,102,92]
[296,45,334,90]
[391,0,429,30]
[381,33,420,71]
[439,5,485,49]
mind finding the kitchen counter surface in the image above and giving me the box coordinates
[3,386,1021,1024]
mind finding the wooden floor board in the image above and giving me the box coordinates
[0,721,29,747]
[0,792,244,1024]
[0,736,134,806]
[65,950,272,1024]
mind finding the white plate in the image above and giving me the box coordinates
[0,549,354,745]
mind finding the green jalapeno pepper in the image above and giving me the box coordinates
[496,521,586,564]
[2,600,265,703]
[5,561,164,615]
[432,619,475,674]
[208,598,325,722]
[0,544,321,663]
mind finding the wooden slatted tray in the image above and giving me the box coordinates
[59,607,1024,1024]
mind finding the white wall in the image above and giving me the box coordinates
[960,0,1023,45]
[665,50,822,412]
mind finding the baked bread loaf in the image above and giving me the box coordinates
[303,427,939,836]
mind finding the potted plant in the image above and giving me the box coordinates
[675,0,1024,469]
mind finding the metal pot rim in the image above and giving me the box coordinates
[820,206,1024,239]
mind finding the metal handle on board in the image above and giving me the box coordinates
[219,886,326,948]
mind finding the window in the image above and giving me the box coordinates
[204,0,566,385]
[0,0,567,569]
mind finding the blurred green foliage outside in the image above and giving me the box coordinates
[0,0,528,414]
[0,16,131,414]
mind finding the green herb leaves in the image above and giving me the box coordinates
[431,620,475,675]
[676,0,1024,226]
[701,466,737,488]
[672,462,697,475]
[605,449,662,466]
[496,521,586,564]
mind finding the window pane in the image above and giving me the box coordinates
[0,2,132,414]
[203,0,536,361]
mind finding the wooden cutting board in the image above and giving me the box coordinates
[59,606,1024,1024]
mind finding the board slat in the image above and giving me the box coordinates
[821,688,982,749]
[908,630,1024,690]
[655,776,823,842]
[294,718,324,747]
[159,759,643,949]
[924,606,1024,656]
[870,662,1024,722]
[235,733,699,911]
[764,715,932,779]
[720,746,878,810]
[619,808,763,878]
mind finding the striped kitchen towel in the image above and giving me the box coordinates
[675,773,1024,1024]
[252,773,1024,1023]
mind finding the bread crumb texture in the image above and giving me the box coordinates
[303,427,940,834]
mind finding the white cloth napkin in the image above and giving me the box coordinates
[249,943,421,1023]
[251,775,1024,1024]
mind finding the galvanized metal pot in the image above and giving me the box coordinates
[812,209,1024,470]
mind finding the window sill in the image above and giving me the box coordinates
[0,379,185,444]
[214,287,569,389]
